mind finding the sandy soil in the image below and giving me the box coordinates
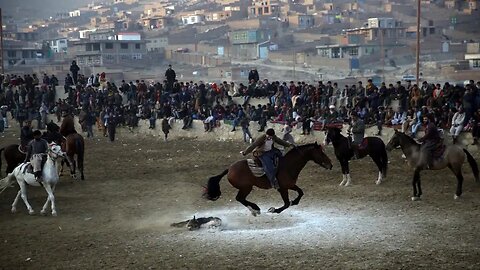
[1,126,480,270]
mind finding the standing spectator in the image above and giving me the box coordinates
[240,116,253,143]
[85,108,96,138]
[161,117,171,141]
[70,61,80,85]
[0,105,8,129]
[165,64,176,91]
[39,102,48,130]
[375,106,386,136]
[450,107,465,144]
[471,108,480,145]
[106,111,117,142]
[248,68,259,84]
[65,73,74,94]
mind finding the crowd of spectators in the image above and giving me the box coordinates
[0,65,479,144]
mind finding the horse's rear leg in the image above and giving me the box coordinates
[18,182,34,215]
[412,169,422,201]
[370,156,384,185]
[290,185,304,206]
[268,188,291,214]
[11,190,22,213]
[235,187,260,216]
[449,166,464,199]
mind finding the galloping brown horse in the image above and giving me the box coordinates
[61,133,85,180]
[204,142,333,216]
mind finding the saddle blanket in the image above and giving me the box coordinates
[433,144,446,160]
[20,163,34,175]
[247,159,265,177]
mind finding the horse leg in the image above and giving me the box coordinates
[41,184,57,216]
[11,190,22,213]
[79,156,85,181]
[344,160,352,186]
[290,185,304,206]
[235,187,260,216]
[339,159,349,186]
[448,166,464,199]
[65,155,76,179]
[268,188,291,214]
[370,156,384,185]
[18,181,34,215]
[412,169,421,201]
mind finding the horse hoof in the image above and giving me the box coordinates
[339,181,346,186]
[411,196,421,201]
[344,182,351,187]
[11,208,16,214]
[375,180,382,185]
[454,194,461,200]
[52,211,57,217]
[28,210,35,215]
[40,210,47,216]
[268,207,276,213]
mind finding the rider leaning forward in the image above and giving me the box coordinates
[240,128,295,189]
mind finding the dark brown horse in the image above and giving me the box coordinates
[386,130,479,200]
[204,142,333,216]
[0,144,25,176]
[61,133,85,180]
[324,127,388,186]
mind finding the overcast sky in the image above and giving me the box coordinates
[0,0,97,20]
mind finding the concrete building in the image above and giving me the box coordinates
[71,40,147,67]
[465,42,480,69]
[248,0,280,18]
[49,38,68,53]
[230,29,270,60]
[181,14,206,25]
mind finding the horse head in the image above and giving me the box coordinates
[309,142,333,170]
[48,143,65,160]
[324,127,341,145]
[386,129,401,151]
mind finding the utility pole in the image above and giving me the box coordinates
[0,8,4,75]
[380,28,385,83]
[415,0,421,86]
[293,43,296,81]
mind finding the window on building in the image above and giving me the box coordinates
[349,47,359,56]
[135,43,141,49]
[22,51,30,58]
[473,60,480,69]
[7,51,16,58]
[92,43,100,51]
[264,7,269,13]
[105,43,113,49]
[86,44,92,51]
[120,43,128,49]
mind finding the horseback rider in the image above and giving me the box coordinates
[348,112,365,159]
[240,128,295,189]
[20,120,33,152]
[24,130,49,183]
[60,111,77,137]
[418,113,443,169]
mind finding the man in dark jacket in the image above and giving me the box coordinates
[418,114,443,169]
[20,120,33,152]
[24,130,49,182]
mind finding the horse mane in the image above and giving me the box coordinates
[284,143,319,158]
[396,131,420,146]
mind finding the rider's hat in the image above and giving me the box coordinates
[33,130,42,136]
[266,128,275,136]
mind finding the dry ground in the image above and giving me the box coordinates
[1,126,480,270]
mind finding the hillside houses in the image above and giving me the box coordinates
[2,0,480,79]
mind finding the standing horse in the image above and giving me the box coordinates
[0,142,64,216]
[204,143,333,216]
[324,127,388,186]
[386,130,479,200]
[61,133,85,180]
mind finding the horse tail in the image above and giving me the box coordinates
[0,147,4,177]
[463,149,479,182]
[204,169,228,201]
[75,136,84,163]
[0,173,15,195]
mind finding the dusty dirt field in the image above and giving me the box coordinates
[1,125,480,270]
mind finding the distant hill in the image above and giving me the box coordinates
[1,0,98,20]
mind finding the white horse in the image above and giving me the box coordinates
[0,143,64,216]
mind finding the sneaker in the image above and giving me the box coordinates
[249,138,253,144]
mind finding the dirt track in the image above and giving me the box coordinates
[1,127,480,270]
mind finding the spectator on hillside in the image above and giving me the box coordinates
[248,68,259,83]
[70,61,80,85]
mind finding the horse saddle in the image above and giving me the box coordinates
[21,163,34,175]
[247,159,266,177]
[358,138,368,151]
